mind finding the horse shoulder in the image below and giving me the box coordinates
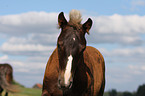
[42,48,60,94]
[44,48,59,76]
[84,46,105,95]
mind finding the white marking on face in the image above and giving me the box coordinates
[73,38,75,41]
[64,55,73,85]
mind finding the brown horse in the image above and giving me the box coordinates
[42,9,105,96]
[0,63,17,96]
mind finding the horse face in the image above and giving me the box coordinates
[57,12,92,89]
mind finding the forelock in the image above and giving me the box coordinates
[69,9,82,25]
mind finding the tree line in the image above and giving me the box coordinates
[107,84,145,96]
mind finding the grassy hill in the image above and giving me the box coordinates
[3,87,42,96]
[2,81,41,96]
[1,81,110,96]
[5,88,108,96]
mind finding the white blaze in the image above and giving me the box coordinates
[64,55,73,85]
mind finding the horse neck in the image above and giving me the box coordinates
[75,53,84,66]
[75,52,94,81]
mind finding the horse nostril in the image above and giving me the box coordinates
[58,77,73,89]
[58,79,62,88]
[59,79,64,85]
[58,79,61,84]
[69,81,73,89]
[58,79,65,88]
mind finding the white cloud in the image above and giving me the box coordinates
[1,12,145,46]
[1,43,53,51]
[106,64,145,91]
[87,14,145,46]
[1,42,55,56]
[0,12,57,25]
[0,55,8,62]
[99,47,145,57]
[0,12,58,36]
[93,14,145,34]
[129,65,145,71]
[0,55,47,74]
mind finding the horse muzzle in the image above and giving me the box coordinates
[58,76,73,89]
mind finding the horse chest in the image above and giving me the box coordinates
[70,63,92,92]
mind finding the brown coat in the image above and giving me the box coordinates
[42,46,105,96]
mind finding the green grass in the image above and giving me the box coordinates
[2,81,41,96]
[2,81,110,96]
[2,87,41,96]
[2,87,110,96]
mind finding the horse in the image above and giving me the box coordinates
[42,9,105,96]
[0,63,17,96]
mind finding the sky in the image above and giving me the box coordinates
[0,0,145,92]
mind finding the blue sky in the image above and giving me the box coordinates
[0,0,145,92]
[1,0,145,15]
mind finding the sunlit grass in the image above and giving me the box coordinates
[2,87,41,96]
[2,81,41,96]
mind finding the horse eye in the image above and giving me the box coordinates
[58,41,63,46]
[57,41,64,50]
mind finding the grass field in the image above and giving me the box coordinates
[2,87,110,96]
[4,89,108,96]
[2,81,41,96]
[2,87,41,96]
[1,81,109,96]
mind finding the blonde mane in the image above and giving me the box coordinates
[69,9,82,25]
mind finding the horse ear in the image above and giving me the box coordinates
[58,12,67,28]
[83,18,92,34]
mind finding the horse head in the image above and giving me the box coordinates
[57,9,92,89]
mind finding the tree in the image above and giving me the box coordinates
[123,91,133,96]
[109,89,117,96]
[136,84,145,96]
